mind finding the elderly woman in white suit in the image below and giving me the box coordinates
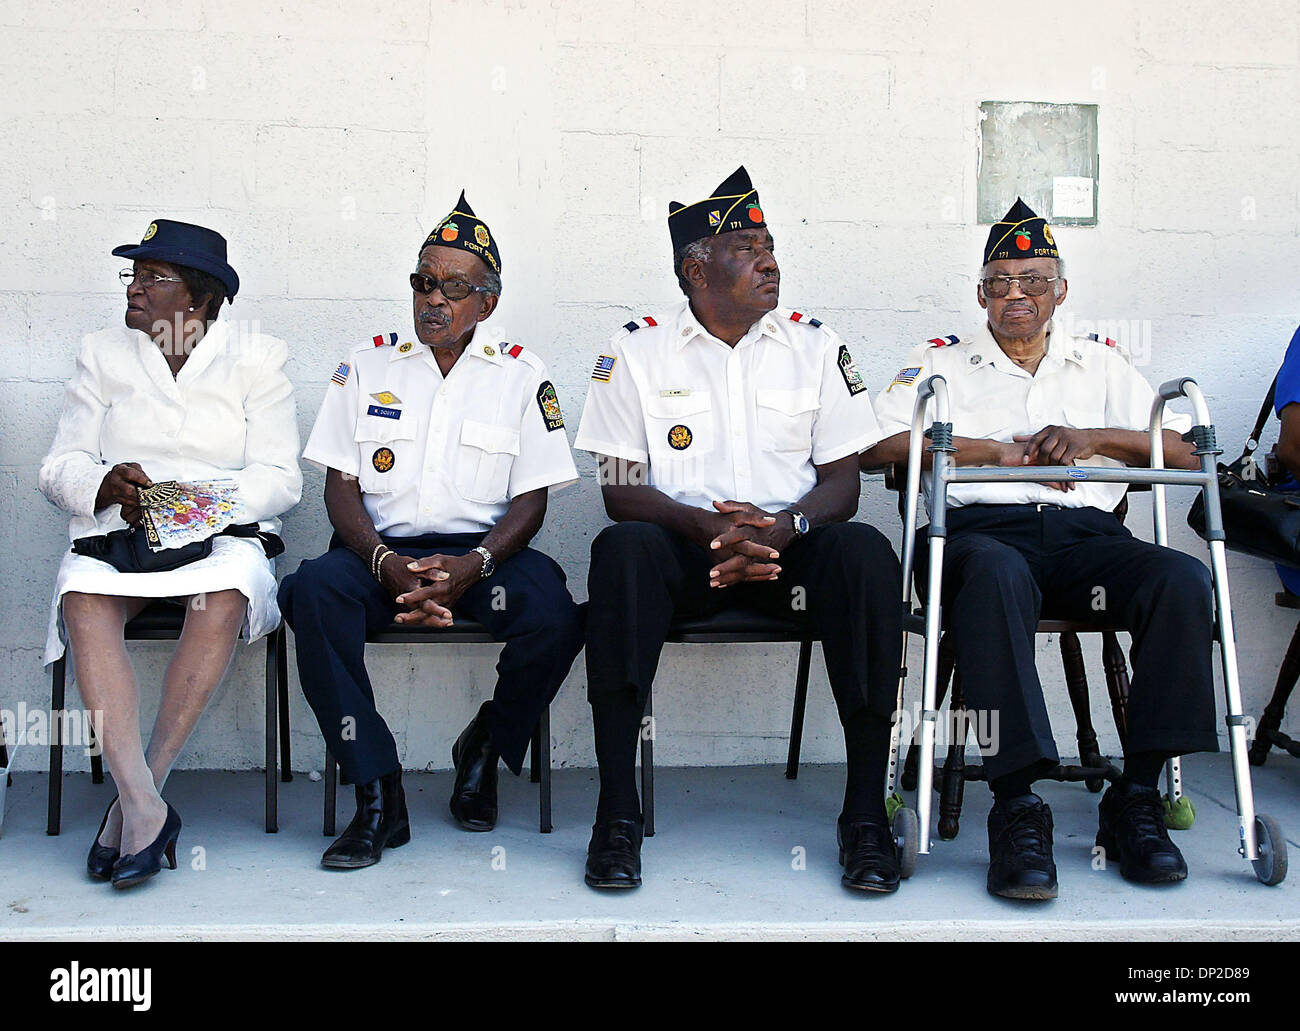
[38,219,302,888]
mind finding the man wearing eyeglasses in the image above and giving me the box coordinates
[278,192,583,869]
[864,198,1218,900]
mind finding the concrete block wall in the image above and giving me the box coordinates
[1,0,1298,778]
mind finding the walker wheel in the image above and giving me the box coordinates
[1251,814,1288,886]
[1163,794,1196,831]
[885,792,905,823]
[893,806,919,880]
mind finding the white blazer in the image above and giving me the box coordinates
[39,318,303,539]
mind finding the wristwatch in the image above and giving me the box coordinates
[472,545,496,580]
[786,510,810,538]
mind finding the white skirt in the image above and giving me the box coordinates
[44,536,280,667]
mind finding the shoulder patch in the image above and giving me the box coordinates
[536,380,564,431]
[1086,332,1118,348]
[591,354,618,383]
[506,343,523,358]
[927,335,961,348]
[837,344,867,397]
[787,311,824,329]
[372,332,398,348]
[621,316,659,334]
[330,361,351,386]
[886,366,923,392]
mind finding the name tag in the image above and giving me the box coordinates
[366,405,401,420]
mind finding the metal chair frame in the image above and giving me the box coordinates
[897,374,1287,884]
[1248,591,1300,765]
[47,600,291,835]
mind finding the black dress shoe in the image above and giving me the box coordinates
[111,803,182,890]
[584,817,643,889]
[450,701,499,832]
[1096,780,1188,884]
[87,796,120,882]
[321,770,410,870]
[987,794,1058,900]
[837,819,901,893]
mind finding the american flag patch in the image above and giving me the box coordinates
[887,366,922,391]
[331,361,350,386]
[591,354,617,382]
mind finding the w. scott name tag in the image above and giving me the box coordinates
[366,405,401,420]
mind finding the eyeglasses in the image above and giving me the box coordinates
[120,268,184,289]
[980,274,1061,298]
[409,273,490,301]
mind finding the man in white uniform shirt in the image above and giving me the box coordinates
[865,199,1218,899]
[575,167,904,893]
[279,194,583,869]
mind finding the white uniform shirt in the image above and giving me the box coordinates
[38,319,303,538]
[872,317,1193,513]
[574,301,882,512]
[302,328,578,536]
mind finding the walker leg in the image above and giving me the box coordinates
[917,534,947,855]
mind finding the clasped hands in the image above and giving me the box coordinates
[999,426,1098,492]
[701,499,795,589]
[382,551,482,627]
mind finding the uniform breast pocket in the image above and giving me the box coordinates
[1064,398,1107,431]
[354,417,417,494]
[756,388,820,453]
[645,393,714,463]
[956,408,1013,442]
[455,420,520,505]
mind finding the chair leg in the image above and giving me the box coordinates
[530,716,542,784]
[1059,631,1104,792]
[785,640,813,779]
[264,631,278,834]
[277,625,293,782]
[937,672,966,840]
[1250,615,1300,765]
[88,723,105,784]
[903,631,956,791]
[47,657,66,836]
[1101,631,1131,754]
[323,748,338,837]
[537,706,552,834]
[641,692,654,838]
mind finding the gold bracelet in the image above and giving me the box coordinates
[370,544,392,580]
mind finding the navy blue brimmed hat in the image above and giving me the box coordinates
[984,198,1059,264]
[421,191,501,274]
[112,219,240,301]
[668,165,766,253]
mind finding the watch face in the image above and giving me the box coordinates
[794,513,809,535]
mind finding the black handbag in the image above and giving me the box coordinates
[1187,373,1300,569]
[71,523,284,574]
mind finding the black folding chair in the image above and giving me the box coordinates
[1249,589,1300,765]
[47,600,291,835]
[638,609,817,837]
[318,619,554,835]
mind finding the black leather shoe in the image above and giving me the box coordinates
[987,794,1058,900]
[584,817,643,889]
[111,803,182,890]
[837,819,901,893]
[321,770,410,870]
[87,796,120,882]
[1097,780,1188,884]
[450,702,499,832]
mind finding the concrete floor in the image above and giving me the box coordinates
[0,755,1297,941]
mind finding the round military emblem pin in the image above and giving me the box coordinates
[398,341,414,354]
[372,447,395,473]
[474,224,490,247]
[1043,224,1055,246]
[667,424,693,451]
[143,222,158,241]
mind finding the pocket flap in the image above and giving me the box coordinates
[756,387,821,415]
[645,393,712,419]
[353,416,416,444]
[956,409,1013,439]
[460,419,521,455]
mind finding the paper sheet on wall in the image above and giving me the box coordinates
[1052,176,1094,219]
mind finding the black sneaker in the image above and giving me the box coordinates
[1096,781,1188,884]
[987,794,1058,900]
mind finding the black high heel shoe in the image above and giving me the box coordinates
[86,797,120,882]
[111,803,181,890]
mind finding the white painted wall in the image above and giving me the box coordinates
[2,0,1298,777]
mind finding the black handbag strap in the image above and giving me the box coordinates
[1240,372,1279,463]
